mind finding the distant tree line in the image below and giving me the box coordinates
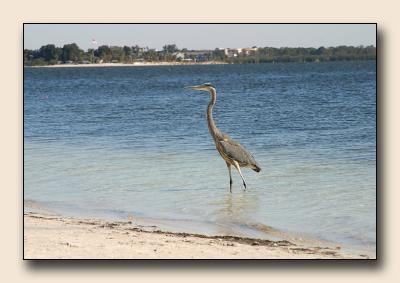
[226,46,377,63]
[24,43,376,66]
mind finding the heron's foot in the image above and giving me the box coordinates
[243,182,247,190]
[229,180,233,193]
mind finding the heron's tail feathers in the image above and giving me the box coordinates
[252,164,261,173]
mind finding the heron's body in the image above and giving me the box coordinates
[188,83,261,191]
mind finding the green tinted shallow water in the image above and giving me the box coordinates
[24,61,376,254]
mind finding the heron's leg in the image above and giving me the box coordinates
[226,162,233,193]
[233,161,247,190]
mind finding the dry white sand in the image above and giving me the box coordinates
[24,212,366,259]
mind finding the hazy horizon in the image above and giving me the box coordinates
[24,24,376,51]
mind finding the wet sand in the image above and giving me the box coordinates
[24,212,366,259]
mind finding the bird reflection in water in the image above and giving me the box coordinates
[207,190,260,236]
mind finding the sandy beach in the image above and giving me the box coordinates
[24,212,367,259]
[25,61,229,68]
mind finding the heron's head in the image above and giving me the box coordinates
[186,83,216,93]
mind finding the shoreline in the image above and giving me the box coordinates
[23,59,376,69]
[24,61,229,68]
[24,211,369,259]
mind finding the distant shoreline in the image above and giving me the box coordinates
[24,61,229,68]
[24,59,376,68]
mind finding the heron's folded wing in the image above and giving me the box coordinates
[219,140,256,165]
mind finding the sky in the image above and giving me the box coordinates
[24,24,376,51]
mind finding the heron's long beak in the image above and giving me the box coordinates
[185,85,203,91]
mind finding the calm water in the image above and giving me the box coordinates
[24,62,376,253]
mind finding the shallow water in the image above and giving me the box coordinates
[24,61,376,254]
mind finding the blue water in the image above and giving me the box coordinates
[24,61,376,253]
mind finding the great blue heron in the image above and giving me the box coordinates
[188,83,261,192]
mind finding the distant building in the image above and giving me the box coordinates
[243,47,259,55]
[173,52,185,60]
[137,47,148,57]
[183,50,211,61]
[224,48,238,57]
[222,47,259,57]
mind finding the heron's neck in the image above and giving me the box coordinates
[207,88,221,140]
